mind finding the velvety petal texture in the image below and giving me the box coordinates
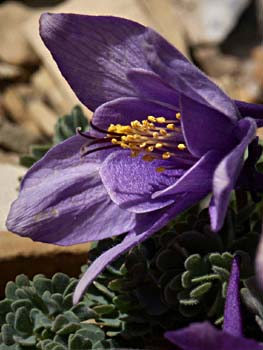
[209,118,257,231]
[165,322,263,350]
[40,13,150,111]
[7,135,136,245]
[223,257,242,336]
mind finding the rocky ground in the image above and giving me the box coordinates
[0,0,262,296]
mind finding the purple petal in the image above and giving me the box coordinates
[256,233,263,289]
[91,96,178,137]
[127,68,179,109]
[164,322,263,350]
[74,190,208,303]
[144,28,238,120]
[223,257,242,337]
[73,230,150,304]
[180,94,237,158]
[40,13,149,111]
[6,135,135,245]
[236,100,263,127]
[209,118,257,231]
[152,150,221,199]
[100,150,183,213]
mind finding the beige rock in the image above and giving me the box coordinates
[0,117,40,153]
[0,1,38,65]
[0,231,90,260]
[0,163,26,231]
[0,62,27,81]
[31,67,76,116]
[27,99,57,137]
[2,84,42,136]
[0,230,90,296]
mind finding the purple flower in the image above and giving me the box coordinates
[6,14,263,303]
[165,257,263,350]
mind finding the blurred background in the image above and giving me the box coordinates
[0,0,262,297]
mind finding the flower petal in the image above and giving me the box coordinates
[74,194,206,303]
[100,150,183,213]
[152,150,221,199]
[209,118,257,231]
[127,68,179,109]
[6,135,135,245]
[91,96,178,136]
[223,257,242,337]
[40,13,149,111]
[164,322,263,350]
[236,100,263,127]
[180,94,237,158]
[144,28,238,119]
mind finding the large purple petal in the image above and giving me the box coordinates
[256,233,263,289]
[223,257,242,337]
[91,96,178,137]
[40,13,150,111]
[152,150,221,199]
[143,28,238,120]
[127,68,179,109]
[209,118,257,231]
[6,135,135,245]
[236,100,263,127]
[164,322,263,350]
[74,190,208,303]
[180,94,237,158]
[100,150,183,213]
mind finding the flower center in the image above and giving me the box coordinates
[78,113,192,173]
[106,114,186,169]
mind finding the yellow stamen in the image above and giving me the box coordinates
[148,116,156,122]
[178,143,186,151]
[155,143,163,149]
[156,117,166,123]
[167,123,175,130]
[156,167,165,173]
[176,112,181,120]
[162,152,172,160]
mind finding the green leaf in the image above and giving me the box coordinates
[14,307,32,334]
[190,282,212,298]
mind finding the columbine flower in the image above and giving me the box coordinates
[6,14,263,302]
[165,257,263,350]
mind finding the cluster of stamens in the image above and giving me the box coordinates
[107,113,186,166]
[78,113,187,173]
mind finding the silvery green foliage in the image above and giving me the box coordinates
[20,105,89,168]
[0,273,120,349]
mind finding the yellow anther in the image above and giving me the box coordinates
[156,167,165,173]
[148,116,156,122]
[131,120,141,128]
[176,112,181,120]
[111,138,119,145]
[177,143,186,151]
[155,143,163,149]
[160,129,167,136]
[120,143,129,149]
[152,132,159,138]
[140,142,147,148]
[162,152,171,160]
[147,146,154,152]
[143,155,155,162]
[156,117,166,123]
[167,123,175,130]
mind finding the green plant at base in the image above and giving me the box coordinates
[0,273,124,349]
[84,203,262,343]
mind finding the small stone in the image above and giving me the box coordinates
[0,1,39,65]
